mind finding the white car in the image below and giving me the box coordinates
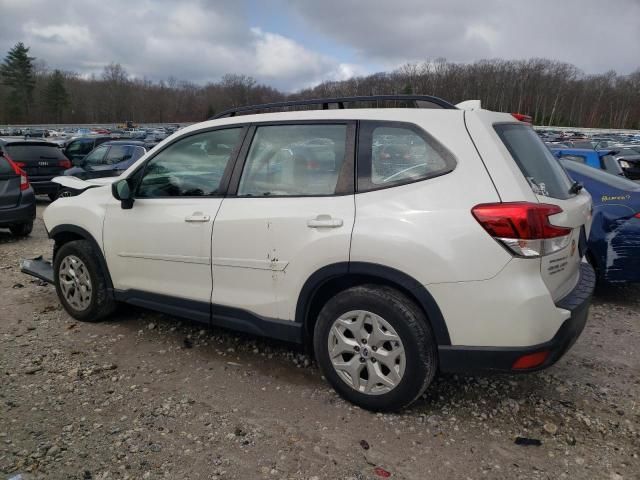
[22,96,595,411]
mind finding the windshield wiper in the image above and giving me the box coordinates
[569,181,583,195]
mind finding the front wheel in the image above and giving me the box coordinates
[314,285,438,411]
[53,240,116,322]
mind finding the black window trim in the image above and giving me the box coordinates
[226,119,357,198]
[128,125,250,199]
[356,120,457,193]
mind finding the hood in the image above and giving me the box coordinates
[52,175,119,191]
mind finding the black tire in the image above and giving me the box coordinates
[313,285,438,412]
[9,221,33,237]
[55,188,76,200]
[53,240,116,322]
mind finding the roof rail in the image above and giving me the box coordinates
[211,95,457,119]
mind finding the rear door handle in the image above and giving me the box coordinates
[307,215,343,228]
[185,212,211,223]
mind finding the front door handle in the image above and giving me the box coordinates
[185,212,211,223]
[307,215,343,228]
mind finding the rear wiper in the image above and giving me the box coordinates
[569,181,583,194]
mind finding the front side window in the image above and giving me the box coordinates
[137,128,243,198]
[358,122,455,191]
[238,124,348,196]
[83,145,109,167]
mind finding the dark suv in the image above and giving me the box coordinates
[0,140,71,200]
[0,151,36,236]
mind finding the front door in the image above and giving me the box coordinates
[103,127,246,320]
[211,123,356,321]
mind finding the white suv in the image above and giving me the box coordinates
[23,96,595,411]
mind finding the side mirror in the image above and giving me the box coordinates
[112,179,134,209]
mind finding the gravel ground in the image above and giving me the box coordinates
[1,200,638,480]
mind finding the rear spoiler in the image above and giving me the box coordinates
[455,100,533,124]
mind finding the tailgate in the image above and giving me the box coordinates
[490,122,593,302]
[539,191,592,301]
[0,175,21,209]
[5,144,68,177]
[0,157,20,209]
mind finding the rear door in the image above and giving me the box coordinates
[211,122,355,321]
[0,157,20,209]
[493,123,592,301]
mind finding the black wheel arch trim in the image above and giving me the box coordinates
[49,224,114,290]
[295,262,451,346]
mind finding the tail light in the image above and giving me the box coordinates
[634,212,640,219]
[59,159,72,169]
[472,202,572,257]
[511,113,532,124]
[5,156,30,191]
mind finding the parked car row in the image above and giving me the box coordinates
[538,129,640,181]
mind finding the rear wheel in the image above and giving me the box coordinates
[10,221,33,237]
[314,285,438,411]
[53,240,116,322]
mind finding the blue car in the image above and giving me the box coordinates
[560,159,640,284]
[552,148,626,177]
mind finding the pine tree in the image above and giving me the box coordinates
[44,70,69,122]
[0,42,36,121]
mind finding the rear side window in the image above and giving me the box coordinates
[66,139,94,156]
[0,157,13,174]
[495,124,574,199]
[5,145,66,162]
[238,124,349,196]
[357,121,455,192]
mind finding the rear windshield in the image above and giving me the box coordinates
[495,124,574,199]
[0,157,13,174]
[561,159,640,191]
[5,144,66,162]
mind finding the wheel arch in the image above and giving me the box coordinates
[50,224,114,290]
[296,262,451,347]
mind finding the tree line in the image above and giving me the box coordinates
[1,42,639,129]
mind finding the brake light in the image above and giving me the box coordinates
[472,202,572,257]
[59,159,72,169]
[5,156,30,191]
[634,212,640,219]
[511,113,532,124]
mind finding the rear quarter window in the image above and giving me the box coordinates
[495,124,574,200]
[357,121,456,192]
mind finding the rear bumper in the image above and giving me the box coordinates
[438,262,595,373]
[30,180,59,195]
[0,191,36,226]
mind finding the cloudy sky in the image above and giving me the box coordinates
[1,0,638,91]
